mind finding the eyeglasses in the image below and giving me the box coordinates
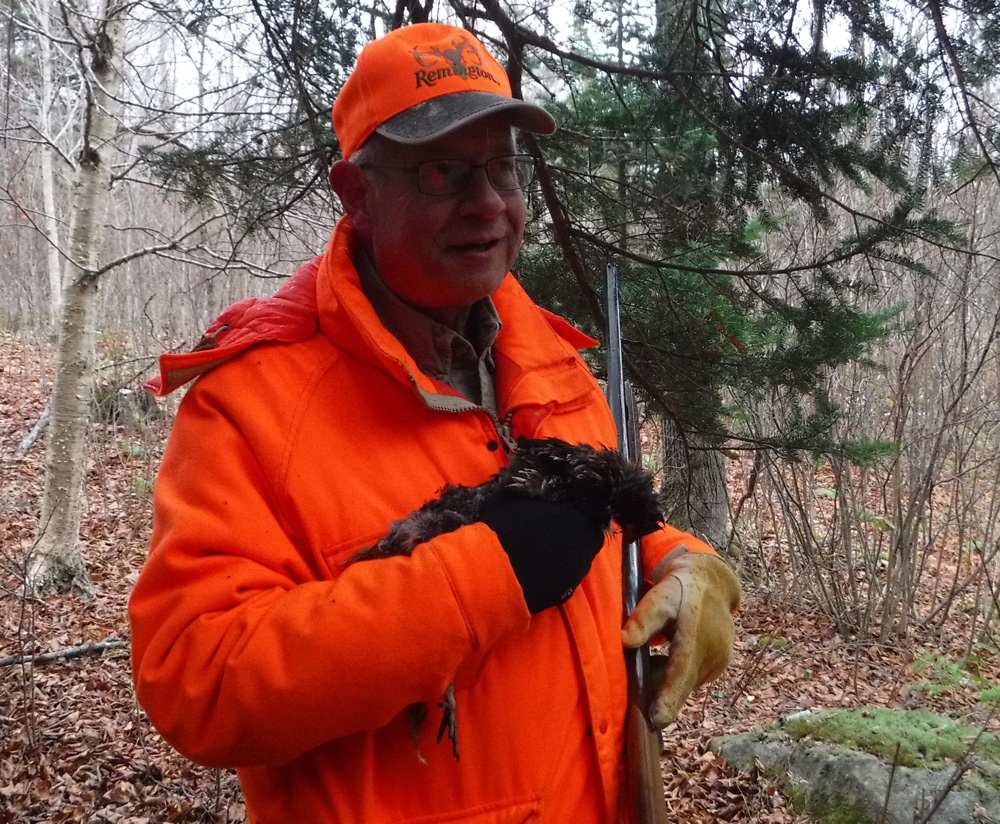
[358,154,536,197]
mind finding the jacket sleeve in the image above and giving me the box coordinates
[640,523,718,582]
[128,386,531,769]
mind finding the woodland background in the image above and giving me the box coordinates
[5,0,1000,821]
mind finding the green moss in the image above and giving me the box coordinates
[911,651,1000,701]
[785,771,870,824]
[782,708,1000,785]
[751,635,791,651]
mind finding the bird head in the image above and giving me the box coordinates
[502,437,663,542]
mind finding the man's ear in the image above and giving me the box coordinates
[329,160,374,237]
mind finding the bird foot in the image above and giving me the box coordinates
[437,683,459,760]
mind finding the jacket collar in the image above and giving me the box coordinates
[316,217,600,412]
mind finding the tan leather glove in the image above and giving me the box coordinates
[622,545,741,728]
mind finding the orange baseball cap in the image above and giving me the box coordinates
[333,23,557,159]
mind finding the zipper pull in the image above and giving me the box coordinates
[495,414,517,455]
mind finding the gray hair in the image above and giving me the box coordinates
[349,134,391,167]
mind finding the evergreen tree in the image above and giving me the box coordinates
[474,0,986,539]
[505,0,963,449]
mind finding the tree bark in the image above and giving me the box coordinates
[37,0,64,331]
[26,0,127,597]
[659,417,730,550]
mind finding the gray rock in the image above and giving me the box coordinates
[711,725,1000,824]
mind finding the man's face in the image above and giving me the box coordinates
[354,115,527,319]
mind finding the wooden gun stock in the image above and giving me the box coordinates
[606,265,670,824]
[625,667,670,824]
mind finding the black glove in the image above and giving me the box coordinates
[480,492,606,614]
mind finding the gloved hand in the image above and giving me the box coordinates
[622,545,741,728]
[480,492,606,614]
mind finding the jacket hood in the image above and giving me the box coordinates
[144,258,322,396]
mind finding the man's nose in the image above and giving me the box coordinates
[458,166,507,218]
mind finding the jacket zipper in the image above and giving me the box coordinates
[409,377,517,455]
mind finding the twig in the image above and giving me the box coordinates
[14,405,50,457]
[0,636,128,668]
[879,742,900,824]
[728,448,763,548]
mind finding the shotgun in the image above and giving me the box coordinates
[606,264,670,824]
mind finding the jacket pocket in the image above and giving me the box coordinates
[318,529,388,573]
[398,797,539,824]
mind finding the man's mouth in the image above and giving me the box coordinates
[452,239,499,253]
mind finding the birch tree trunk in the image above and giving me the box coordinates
[26,0,127,597]
[37,0,64,329]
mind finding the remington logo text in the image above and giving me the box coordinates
[415,64,499,88]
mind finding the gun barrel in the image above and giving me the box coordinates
[606,265,669,824]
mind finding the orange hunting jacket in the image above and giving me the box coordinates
[129,217,716,824]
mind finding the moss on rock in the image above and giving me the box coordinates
[712,714,1000,824]
[781,708,1000,771]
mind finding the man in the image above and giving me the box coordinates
[130,22,740,824]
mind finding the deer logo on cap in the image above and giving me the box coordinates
[411,37,500,89]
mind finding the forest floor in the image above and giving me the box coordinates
[3,329,1000,823]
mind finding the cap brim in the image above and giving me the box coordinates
[376,91,557,144]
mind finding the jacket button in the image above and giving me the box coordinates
[487,440,499,451]
[599,719,609,734]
